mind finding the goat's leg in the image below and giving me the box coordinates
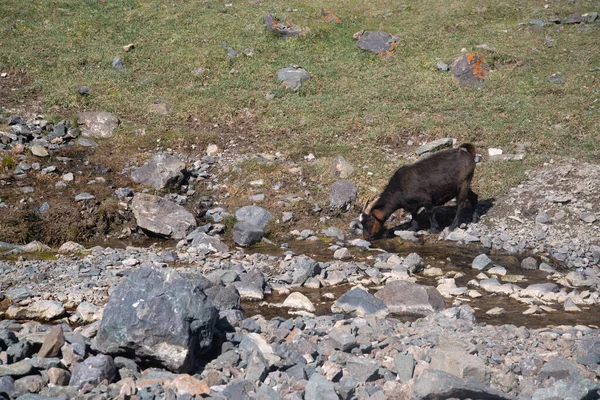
[450,184,471,231]
[423,204,441,233]
[468,190,479,222]
[402,204,420,231]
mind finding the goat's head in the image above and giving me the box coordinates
[359,196,385,240]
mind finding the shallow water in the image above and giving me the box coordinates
[246,238,600,329]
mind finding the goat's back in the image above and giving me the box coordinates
[385,146,476,202]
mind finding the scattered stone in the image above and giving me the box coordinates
[235,206,273,230]
[333,247,351,260]
[38,325,65,358]
[486,307,505,316]
[277,65,310,90]
[521,257,538,270]
[412,369,515,400]
[69,354,116,388]
[472,254,493,270]
[75,192,95,202]
[6,300,65,321]
[332,155,354,179]
[395,230,419,242]
[282,292,316,312]
[112,56,125,69]
[329,180,357,212]
[265,14,302,39]
[450,53,490,88]
[579,212,597,223]
[564,13,583,24]
[29,145,48,157]
[416,138,453,155]
[354,30,400,55]
[436,61,449,71]
[131,153,186,189]
[321,8,341,24]
[402,253,423,273]
[582,12,598,23]
[77,111,120,139]
[233,222,265,246]
[305,373,338,400]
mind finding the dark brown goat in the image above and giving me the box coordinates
[360,144,478,240]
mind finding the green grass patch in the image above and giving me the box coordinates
[0,0,598,196]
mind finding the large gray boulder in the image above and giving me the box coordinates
[94,266,217,372]
[131,153,186,189]
[77,111,120,139]
[131,193,197,239]
[374,281,446,317]
[411,369,516,400]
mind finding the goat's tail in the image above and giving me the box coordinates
[459,143,476,157]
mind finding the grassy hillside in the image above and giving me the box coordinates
[1,0,599,197]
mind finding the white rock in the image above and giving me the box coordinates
[333,248,352,260]
[206,144,219,155]
[486,307,505,316]
[488,148,503,156]
[282,292,316,312]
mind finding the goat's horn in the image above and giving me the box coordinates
[363,195,380,214]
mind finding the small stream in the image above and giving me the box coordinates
[6,235,597,330]
[245,239,600,329]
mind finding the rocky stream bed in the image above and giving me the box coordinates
[1,113,600,399]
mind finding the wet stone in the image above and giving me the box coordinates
[472,254,492,270]
[521,257,538,270]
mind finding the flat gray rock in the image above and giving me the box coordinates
[329,180,357,212]
[191,232,230,254]
[131,193,197,239]
[412,369,517,400]
[355,30,399,54]
[235,206,273,230]
[77,111,120,139]
[416,138,453,155]
[375,280,445,316]
[331,287,388,317]
[131,153,186,189]
[277,66,310,90]
[472,253,493,270]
